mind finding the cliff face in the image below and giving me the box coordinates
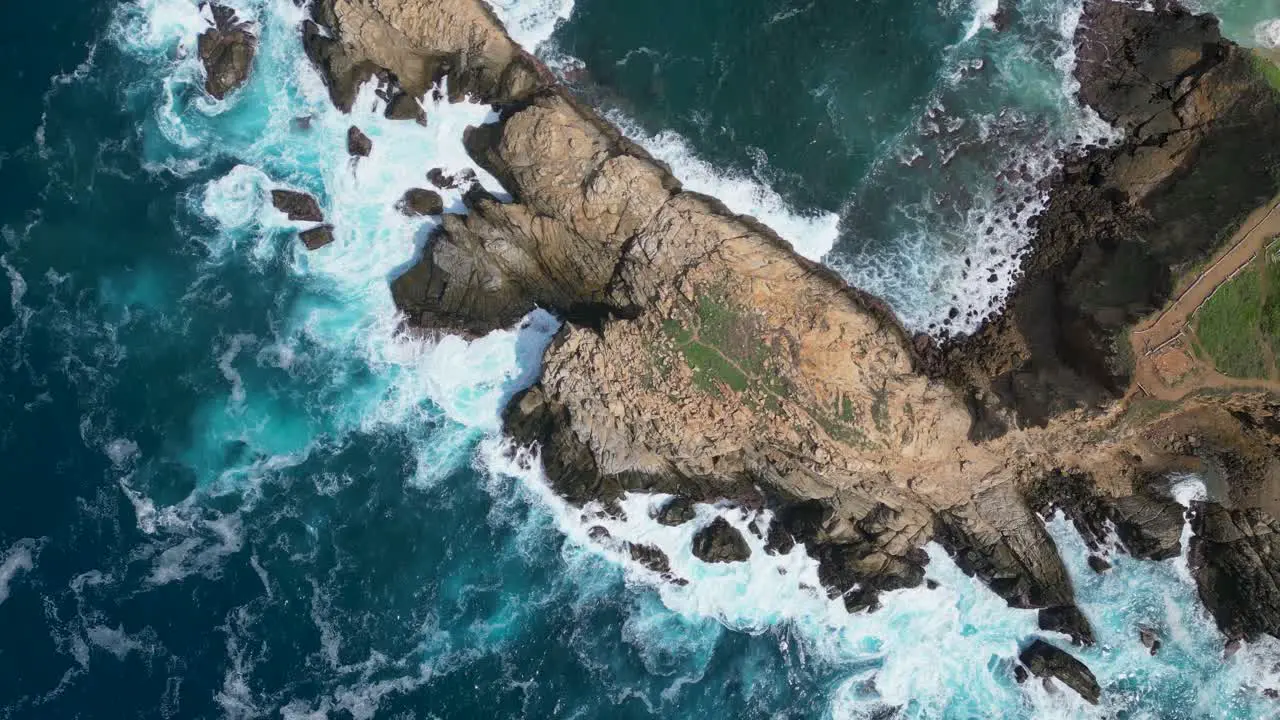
[303,0,1280,665]
[940,0,1280,430]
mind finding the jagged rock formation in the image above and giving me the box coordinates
[1019,639,1101,704]
[346,126,372,157]
[691,518,750,564]
[939,0,1280,430]
[270,189,324,222]
[302,0,1280,687]
[302,0,549,111]
[1189,502,1280,640]
[197,4,256,100]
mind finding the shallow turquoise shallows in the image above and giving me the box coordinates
[2,0,1280,718]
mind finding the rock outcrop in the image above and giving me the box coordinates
[302,0,549,112]
[347,126,372,157]
[299,225,335,250]
[397,188,444,217]
[940,0,1280,429]
[692,518,750,563]
[1189,502,1280,640]
[1018,639,1101,704]
[197,4,256,100]
[303,0,1280,668]
[270,189,324,222]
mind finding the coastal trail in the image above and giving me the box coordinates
[1129,192,1280,400]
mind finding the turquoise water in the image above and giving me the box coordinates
[2,0,1280,717]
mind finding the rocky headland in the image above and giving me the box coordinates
[286,0,1280,702]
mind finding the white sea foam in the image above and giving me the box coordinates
[484,0,575,51]
[0,538,40,606]
[963,0,1002,40]
[604,112,842,261]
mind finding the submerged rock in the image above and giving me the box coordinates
[347,125,372,157]
[299,225,335,250]
[1038,605,1096,646]
[270,189,324,222]
[1018,639,1100,704]
[1139,626,1162,655]
[197,4,257,99]
[397,188,444,217]
[692,518,750,564]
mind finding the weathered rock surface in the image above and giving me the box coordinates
[1038,604,1095,647]
[197,4,256,100]
[307,0,1280,655]
[299,225,335,250]
[397,188,444,217]
[627,543,671,574]
[1189,502,1280,641]
[691,518,750,564]
[655,497,696,526]
[270,189,324,222]
[303,0,550,112]
[347,126,372,157]
[1019,639,1101,704]
[939,0,1280,429]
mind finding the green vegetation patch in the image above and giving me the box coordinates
[1252,51,1280,95]
[1193,260,1267,379]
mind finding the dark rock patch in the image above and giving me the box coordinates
[692,518,750,564]
[347,125,372,157]
[1189,501,1280,641]
[1038,604,1096,646]
[1087,555,1111,573]
[198,4,256,99]
[299,225,335,250]
[270,189,324,222]
[655,497,697,526]
[428,167,456,189]
[397,188,444,217]
[1019,639,1100,704]
[627,543,671,574]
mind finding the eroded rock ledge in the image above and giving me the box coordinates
[301,0,1280,695]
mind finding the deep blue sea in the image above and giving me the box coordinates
[4,0,1280,717]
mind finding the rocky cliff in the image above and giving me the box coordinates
[299,0,1280,695]
[939,0,1280,430]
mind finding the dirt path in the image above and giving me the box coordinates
[1130,194,1280,401]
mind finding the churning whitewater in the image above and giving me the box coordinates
[0,0,1279,717]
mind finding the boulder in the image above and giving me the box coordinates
[1018,639,1100,704]
[347,126,372,157]
[427,167,456,189]
[655,497,697,526]
[197,4,256,99]
[299,225,335,250]
[397,188,444,217]
[691,518,750,564]
[627,543,671,574]
[1087,555,1111,573]
[1038,605,1096,646]
[1189,502,1280,641]
[270,189,324,222]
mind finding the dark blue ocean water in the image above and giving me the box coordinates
[2,0,1280,718]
